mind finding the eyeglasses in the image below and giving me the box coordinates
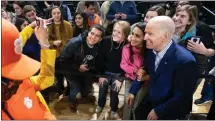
[90,31,101,38]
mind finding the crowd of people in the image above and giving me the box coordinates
[1,1,215,120]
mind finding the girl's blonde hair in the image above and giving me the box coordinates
[110,21,130,51]
[113,20,131,40]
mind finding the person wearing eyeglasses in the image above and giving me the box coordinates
[55,24,105,113]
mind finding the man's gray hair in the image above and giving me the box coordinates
[149,16,175,39]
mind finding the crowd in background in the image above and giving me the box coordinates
[1,0,215,120]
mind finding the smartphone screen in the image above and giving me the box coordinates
[36,19,40,26]
[191,37,201,44]
[46,22,52,26]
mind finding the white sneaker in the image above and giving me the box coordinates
[111,111,118,119]
[95,106,103,113]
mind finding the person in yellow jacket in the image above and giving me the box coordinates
[19,18,55,111]
[1,18,56,120]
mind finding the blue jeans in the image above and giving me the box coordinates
[201,80,213,100]
[98,72,123,112]
[200,56,215,100]
[55,72,65,94]
[67,76,93,102]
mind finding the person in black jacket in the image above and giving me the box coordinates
[95,21,130,119]
[193,21,215,105]
[55,24,105,112]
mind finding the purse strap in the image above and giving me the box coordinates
[2,102,14,120]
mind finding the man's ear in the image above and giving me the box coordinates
[87,31,91,37]
[161,31,169,43]
[163,29,172,40]
[84,6,88,12]
[34,11,37,16]
[165,32,170,40]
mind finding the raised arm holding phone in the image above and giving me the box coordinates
[2,18,56,120]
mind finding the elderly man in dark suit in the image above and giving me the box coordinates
[127,16,199,120]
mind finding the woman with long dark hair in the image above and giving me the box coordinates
[73,12,89,37]
[120,23,150,119]
[13,1,25,18]
[48,6,73,57]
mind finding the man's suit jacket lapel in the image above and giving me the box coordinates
[154,42,176,78]
[147,50,156,75]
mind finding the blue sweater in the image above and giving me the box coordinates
[23,33,41,61]
[107,1,137,24]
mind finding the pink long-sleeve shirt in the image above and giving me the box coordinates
[120,44,143,81]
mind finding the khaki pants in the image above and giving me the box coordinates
[123,80,149,120]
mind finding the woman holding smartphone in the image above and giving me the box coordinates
[172,4,215,105]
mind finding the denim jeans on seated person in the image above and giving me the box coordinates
[66,76,93,102]
[200,56,215,101]
[98,72,123,112]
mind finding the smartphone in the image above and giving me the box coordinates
[191,36,201,44]
[36,19,40,26]
[46,22,52,26]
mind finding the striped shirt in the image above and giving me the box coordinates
[153,40,173,71]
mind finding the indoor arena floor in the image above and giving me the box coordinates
[48,80,212,120]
